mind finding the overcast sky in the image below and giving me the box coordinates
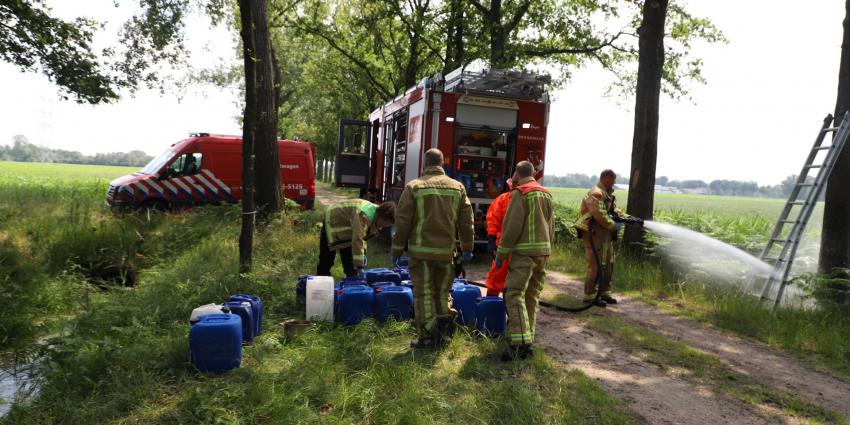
[0,1,845,186]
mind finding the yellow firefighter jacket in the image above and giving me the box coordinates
[324,199,379,267]
[391,166,475,261]
[574,182,617,232]
[496,177,554,259]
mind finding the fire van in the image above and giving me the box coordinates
[107,133,316,209]
[336,61,550,241]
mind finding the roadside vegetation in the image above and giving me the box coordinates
[1,163,635,424]
[548,194,850,376]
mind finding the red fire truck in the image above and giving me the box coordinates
[336,62,551,241]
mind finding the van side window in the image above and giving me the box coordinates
[167,153,203,177]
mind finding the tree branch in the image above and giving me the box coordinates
[505,0,531,34]
[468,0,490,16]
[523,32,625,57]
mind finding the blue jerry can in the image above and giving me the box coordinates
[190,313,242,373]
[476,296,507,337]
[451,284,481,326]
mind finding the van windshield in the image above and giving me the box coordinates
[140,150,176,175]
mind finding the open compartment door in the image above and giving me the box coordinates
[335,119,372,191]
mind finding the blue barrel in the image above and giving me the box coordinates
[342,276,366,286]
[370,281,396,289]
[222,301,254,343]
[394,267,411,281]
[190,313,242,373]
[400,280,413,290]
[374,286,414,323]
[229,294,262,336]
[368,271,400,285]
[476,296,507,337]
[452,278,468,289]
[451,284,481,326]
[363,268,390,283]
[297,275,314,304]
[337,284,375,326]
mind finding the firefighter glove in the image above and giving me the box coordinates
[487,235,497,260]
[614,222,623,233]
[495,258,503,268]
[462,252,474,263]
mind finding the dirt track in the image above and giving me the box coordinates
[464,265,849,425]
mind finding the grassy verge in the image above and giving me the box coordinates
[541,292,846,424]
[1,172,637,424]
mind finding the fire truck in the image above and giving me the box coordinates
[335,61,551,241]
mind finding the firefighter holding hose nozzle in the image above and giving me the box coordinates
[573,169,643,307]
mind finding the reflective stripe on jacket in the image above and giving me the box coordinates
[486,191,512,244]
[391,166,475,261]
[574,182,616,232]
[324,199,378,266]
[496,177,554,259]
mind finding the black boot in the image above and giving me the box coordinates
[410,337,435,349]
[501,345,520,362]
[518,344,534,359]
[600,294,618,304]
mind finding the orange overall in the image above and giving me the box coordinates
[485,191,512,296]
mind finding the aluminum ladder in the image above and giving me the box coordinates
[754,112,850,311]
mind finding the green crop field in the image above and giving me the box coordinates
[0,160,139,181]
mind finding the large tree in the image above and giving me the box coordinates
[820,0,850,273]
[0,0,116,103]
[623,0,668,248]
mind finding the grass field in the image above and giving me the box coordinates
[0,163,636,424]
[0,160,139,181]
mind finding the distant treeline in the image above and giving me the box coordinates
[1,135,152,167]
[546,173,806,199]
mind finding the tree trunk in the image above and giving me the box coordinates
[444,0,465,73]
[820,0,850,273]
[624,0,668,249]
[238,0,257,274]
[252,0,281,216]
[488,0,506,67]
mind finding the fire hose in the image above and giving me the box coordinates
[459,214,643,313]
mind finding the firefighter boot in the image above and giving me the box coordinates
[501,345,521,362]
[519,344,534,359]
[410,337,436,349]
[600,293,617,304]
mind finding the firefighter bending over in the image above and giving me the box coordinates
[573,169,640,307]
[496,161,554,361]
[317,199,396,278]
[392,148,474,348]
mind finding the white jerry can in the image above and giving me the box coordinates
[190,303,229,325]
[306,276,334,322]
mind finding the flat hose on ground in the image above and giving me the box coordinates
[459,220,605,313]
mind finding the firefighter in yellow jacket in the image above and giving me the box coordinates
[392,148,475,348]
[317,199,396,277]
[573,169,635,307]
[495,161,554,361]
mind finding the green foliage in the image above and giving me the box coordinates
[0,0,116,103]
[797,268,850,314]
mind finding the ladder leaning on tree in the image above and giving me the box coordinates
[752,112,850,312]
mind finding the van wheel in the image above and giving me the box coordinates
[141,200,168,214]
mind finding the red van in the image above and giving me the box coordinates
[107,133,316,209]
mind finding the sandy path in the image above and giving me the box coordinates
[314,184,355,206]
[464,265,808,425]
[541,270,850,420]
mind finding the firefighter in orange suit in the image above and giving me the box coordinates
[484,178,514,296]
[495,161,554,361]
[573,169,633,307]
[391,148,475,348]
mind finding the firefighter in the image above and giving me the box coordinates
[391,148,474,348]
[484,178,514,296]
[573,169,627,307]
[317,199,396,278]
[495,161,554,361]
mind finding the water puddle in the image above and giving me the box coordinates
[0,362,40,418]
